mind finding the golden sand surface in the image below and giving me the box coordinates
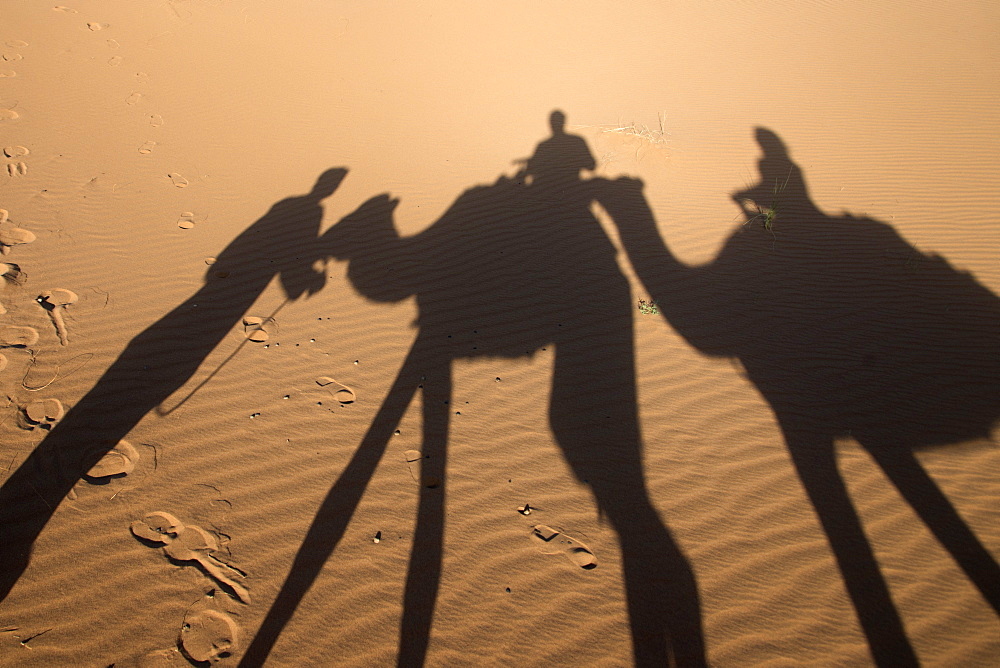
[1,1,997,665]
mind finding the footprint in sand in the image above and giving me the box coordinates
[53,6,78,13]
[131,511,251,604]
[242,316,272,342]
[108,55,123,66]
[84,439,139,481]
[2,261,26,285]
[2,53,22,62]
[6,163,27,177]
[138,140,157,155]
[20,398,64,431]
[150,114,164,127]
[0,325,39,346]
[0,225,36,254]
[38,288,78,345]
[0,71,15,78]
[3,146,29,158]
[5,40,29,48]
[126,91,142,105]
[0,109,20,121]
[180,606,239,664]
[106,39,120,49]
[167,172,189,188]
[176,211,195,229]
[87,22,107,31]
[315,376,356,404]
[530,524,598,569]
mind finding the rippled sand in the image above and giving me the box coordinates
[1,1,997,666]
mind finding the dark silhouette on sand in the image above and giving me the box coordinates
[599,128,1000,666]
[240,112,706,667]
[0,168,347,601]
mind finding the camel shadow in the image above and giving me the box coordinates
[239,112,707,667]
[0,168,347,602]
[600,128,1000,666]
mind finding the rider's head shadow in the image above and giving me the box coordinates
[518,109,597,190]
[311,167,349,200]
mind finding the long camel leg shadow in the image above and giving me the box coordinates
[398,343,450,667]
[550,316,706,667]
[239,333,449,667]
[783,429,919,666]
[867,445,1000,613]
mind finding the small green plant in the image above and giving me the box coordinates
[637,299,659,315]
[741,167,792,234]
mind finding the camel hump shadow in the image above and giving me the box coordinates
[326,174,622,360]
[600,127,1000,666]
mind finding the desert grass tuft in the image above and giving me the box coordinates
[579,111,670,146]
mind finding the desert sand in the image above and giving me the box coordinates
[1,1,998,666]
